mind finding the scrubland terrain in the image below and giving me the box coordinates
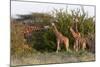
[11,22,95,66]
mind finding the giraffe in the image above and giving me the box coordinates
[51,23,69,53]
[78,37,86,51]
[23,24,49,44]
[70,27,80,51]
[70,27,86,51]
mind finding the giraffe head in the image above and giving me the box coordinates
[51,22,57,30]
[73,16,79,23]
[50,18,58,26]
[51,22,55,26]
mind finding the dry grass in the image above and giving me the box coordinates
[11,51,95,66]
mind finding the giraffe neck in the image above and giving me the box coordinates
[70,28,79,39]
[53,25,61,37]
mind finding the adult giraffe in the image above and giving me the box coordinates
[23,24,49,44]
[51,23,70,53]
[70,27,86,51]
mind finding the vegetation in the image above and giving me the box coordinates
[11,8,95,66]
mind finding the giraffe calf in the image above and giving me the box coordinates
[74,37,86,52]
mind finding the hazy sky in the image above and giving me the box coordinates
[11,1,95,18]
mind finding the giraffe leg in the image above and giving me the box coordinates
[65,40,69,52]
[82,42,86,51]
[56,40,60,53]
[75,40,79,52]
[73,42,76,51]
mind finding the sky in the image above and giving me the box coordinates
[11,1,95,18]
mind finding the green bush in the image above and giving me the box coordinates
[36,9,95,52]
[12,8,95,53]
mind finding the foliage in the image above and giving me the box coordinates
[41,8,95,51]
[11,8,95,54]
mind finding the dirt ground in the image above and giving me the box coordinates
[11,51,95,66]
